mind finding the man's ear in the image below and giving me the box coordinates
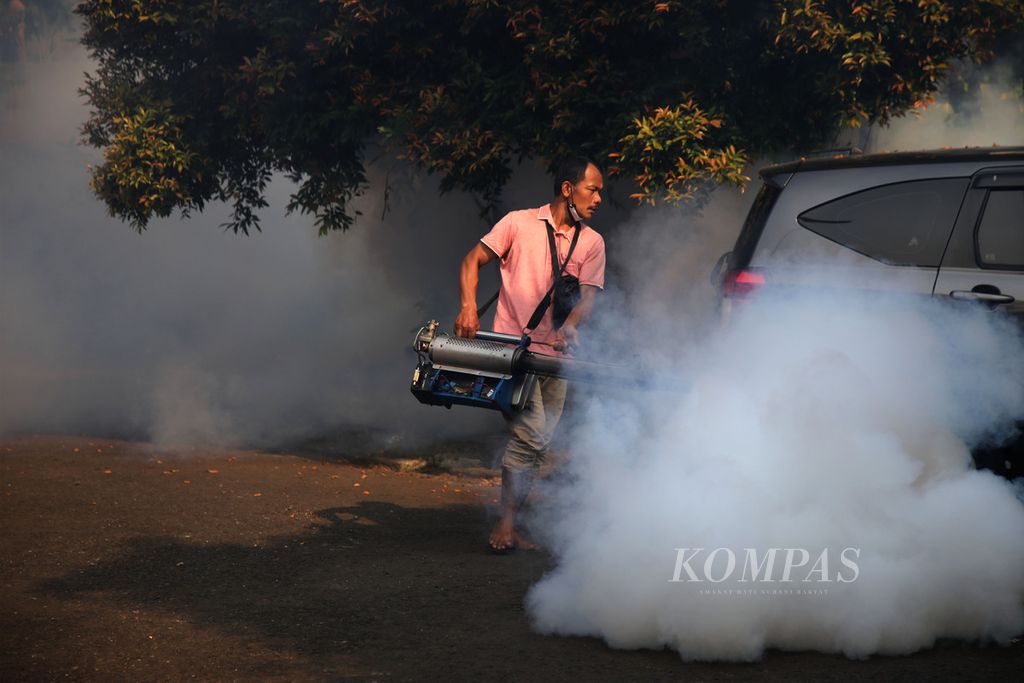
[561,180,572,199]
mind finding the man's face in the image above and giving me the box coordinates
[565,163,604,220]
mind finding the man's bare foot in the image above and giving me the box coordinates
[489,514,515,553]
[489,514,538,553]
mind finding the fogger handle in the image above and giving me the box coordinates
[473,330,527,345]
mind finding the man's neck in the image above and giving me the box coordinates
[549,200,576,232]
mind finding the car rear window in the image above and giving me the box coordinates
[797,178,968,267]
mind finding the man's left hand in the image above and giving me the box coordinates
[553,323,579,353]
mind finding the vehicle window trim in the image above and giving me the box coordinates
[731,182,782,269]
[973,172,1024,189]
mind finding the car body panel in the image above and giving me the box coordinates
[720,148,1024,478]
[935,165,1024,322]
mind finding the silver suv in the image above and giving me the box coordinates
[714,147,1024,476]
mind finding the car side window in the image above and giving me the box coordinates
[797,178,968,267]
[976,189,1024,269]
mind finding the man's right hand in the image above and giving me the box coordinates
[454,306,480,338]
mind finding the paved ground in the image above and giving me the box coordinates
[1,434,1022,681]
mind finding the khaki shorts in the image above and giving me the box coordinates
[501,376,568,472]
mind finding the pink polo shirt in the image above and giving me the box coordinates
[480,204,605,354]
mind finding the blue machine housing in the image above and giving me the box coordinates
[410,322,538,415]
[411,365,537,415]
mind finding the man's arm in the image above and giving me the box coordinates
[553,284,599,353]
[455,242,497,338]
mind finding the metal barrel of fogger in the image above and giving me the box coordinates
[426,333,526,377]
[426,332,641,385]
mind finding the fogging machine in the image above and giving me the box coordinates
[410,320,652,415]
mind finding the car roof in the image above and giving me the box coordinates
[761,146,1024,179]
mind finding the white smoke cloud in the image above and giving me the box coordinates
[0,36,647,451]
[0,38,522,448]
[525,56,1024,660]
[855,58,1023,152]
[528,291,1024,660]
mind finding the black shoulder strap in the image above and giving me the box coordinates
[525,222,582,332]
[548,222,581,277]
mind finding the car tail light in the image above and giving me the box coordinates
[722,269,766,298]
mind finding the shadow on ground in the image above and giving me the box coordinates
[36,501,552,669]
[28,496,1024,681]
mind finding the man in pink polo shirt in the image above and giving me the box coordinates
[455,158,606,552]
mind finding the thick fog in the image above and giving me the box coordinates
[3,26,1024,662]
[1,39,639,451]
[529,291,1024,660]
[525,64,1024,660]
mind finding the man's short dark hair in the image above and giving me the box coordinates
[552,157,602,197]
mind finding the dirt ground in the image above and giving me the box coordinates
[1,435,1022,682]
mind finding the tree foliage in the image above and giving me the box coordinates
[76,1,1024,234]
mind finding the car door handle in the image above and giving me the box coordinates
[949,290,1016,304]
